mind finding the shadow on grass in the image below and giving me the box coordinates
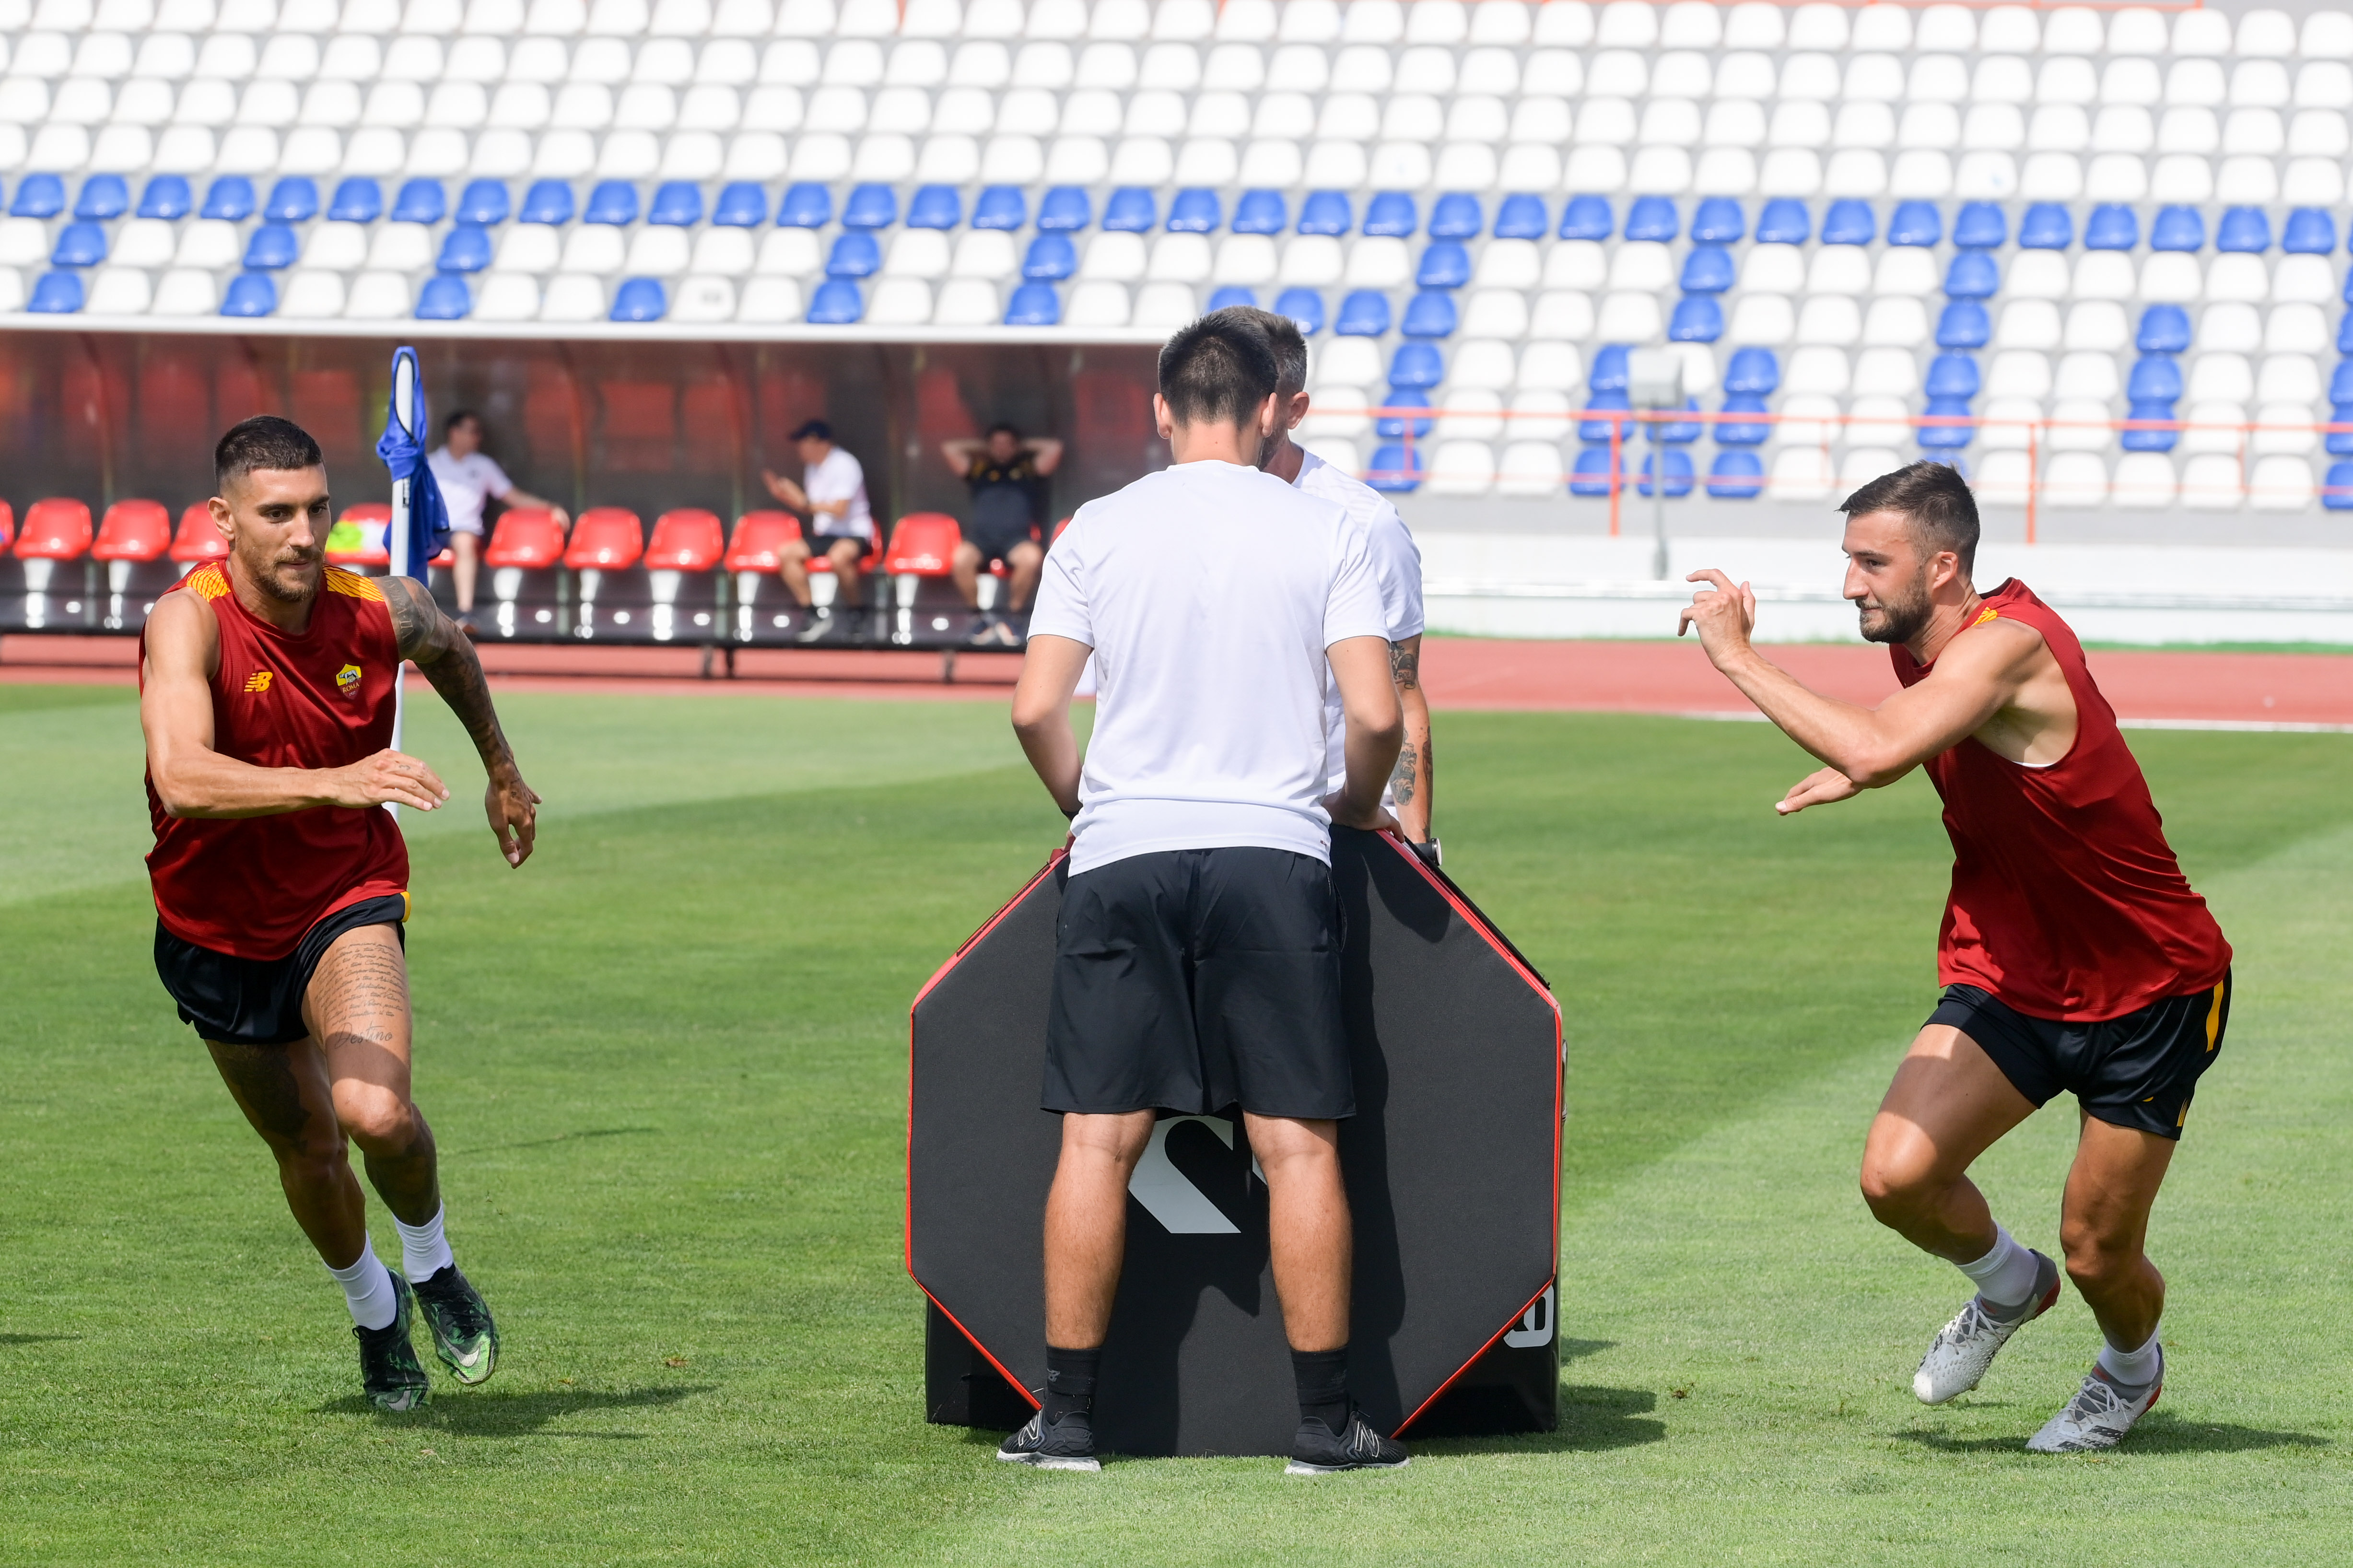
[445,1126,660,1157]
[1894,1411,2330,1455]
[1416,1385,1667,1458]
[0,1334,82,1346]
[318,1383,713,1436]
[1560,1338,1613,1364]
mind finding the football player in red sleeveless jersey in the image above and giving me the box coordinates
[140,417,541,1413]
[1678,462,2231,1453]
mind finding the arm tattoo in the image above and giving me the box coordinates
[1388,639,1421,691]
[1389,742,1417,805]
[385,576,516,775]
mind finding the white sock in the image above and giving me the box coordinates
[394,1205,455,1285]
[327,1238,399,1332]
[2097,1327,2163,1388]
[1956,1225,2040,1309]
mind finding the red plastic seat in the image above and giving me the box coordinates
[484,506,565,569]
[327,501,392,567]
[563,507,644,570]
[645,509,725,572]
[883,512,962,577]
[170,503,228,564]
[723,509,801,573]
[1049,515,1073,545]
[0,500,13,551]
[14,498,93,560]
[92,499,173,562]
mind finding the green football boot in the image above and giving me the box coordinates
[356,1271,430,1414]
[411,1265,500,1386]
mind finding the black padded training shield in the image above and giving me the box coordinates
[907,828,1562,1457]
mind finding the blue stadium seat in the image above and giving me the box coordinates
[1707,450,1766,499]
[1944,252,2000,299]
[2327,406,2353,456]
[1366,442,1423,492]
[1935,302,1990,349]
[1651,398,1701,444]
[1755,198,1809,244]
[51,221,106,267]
[1569,445,1623,497]
[1493,194,1547,240]
[1003,281,1058,326]
[1889,201,1941,247]
[1924,354,1979,400]
[2019,203,2073,249]
[1668,296,1723,342]
[2121,400,2179,452]
[1231,189,1285,234]
[1038,186,1091,230]
[1716,394,1771,445]
[1103,187,1156,231]
[2333,360,2353,404]
[974,185,1027,229]
[2137,304,2192,354]
[2326,461,2353,509]
[650,181,705,226]
[1401,291,1456,337]
[2151,206,2204,251]
[1206,285,1254,311]
[200,176,254,221]
[27,270,83,313]
[2085,204,2138,250]
[1416,241,1470,289]
[1822,199,1874,246]
[842,183,895,229]
[1389,341,1445,388]
[438,223,493,272]
[242,224,298,269]
[584,181,637,225]
[1690,197,1744,244]
[1167,188,1220,232]
[808,279,864,323]
[1429,192,1482,239]
[1297,190,1350,235]
[1918,397,1973,449]
[1363,191,1416,236]
[1723,348,1781,395]
[2343,271,2353,306]
[1953,202,2005,250]
[264,176,318,222]
[826,233,881,278]
[1335,290,1391,336]
[2132,356,2186,402]
[332,177,386,222]
[2340,313,2353,353]
[1275,287,1324,333]
[1639,450,1696,497]
[221,272,277,316]
[138,175,192,220]
[906,185,960,229]
[1679,246,1734,293]
[12,173,65,218]
[1625,195,1677,242]
[457,179,509,224]
[778,182,832,227]
[518,179,572,224]
[2217,207,2270,253]
[416,274,472,319]
[715,182,769,226]
[2284,208,2336,254]
[1589,344,1631,393]
[1578,390,1631,443]
[609,278,666,322]
[1021,233,1076,280]
[393,178,446,224]
[1558,194,1612,240]
[75,174,129,221]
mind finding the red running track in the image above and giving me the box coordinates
[5,633,2347,727]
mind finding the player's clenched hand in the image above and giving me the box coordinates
[328,749,449,811]
[1777,766,1863,816]
[487,766,540,867]
[1676,569,1759,667]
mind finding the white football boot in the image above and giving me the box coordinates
[1913,1249,2062,1404]
[2027,1356,2163,1453]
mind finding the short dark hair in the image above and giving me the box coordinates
[215,415,324,491]
[444,408,482,434]
[1234,306,1309,398]
[790,418,834,443]
[1840,460,1979,576]
[986,421,1022,442]
[1159,309,1280,427]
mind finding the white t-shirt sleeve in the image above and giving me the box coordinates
[479,456,514,500]
[1026,518,1093,647]
[1378,509,1426,642]
[1323,522,1391,649]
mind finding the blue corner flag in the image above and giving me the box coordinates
[375,345,451,581]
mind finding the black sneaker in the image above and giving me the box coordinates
[1286,1406,1410,1474]
[356,1271,430,1413]
[996,1408,1101,1471]
[794,611,836,644]
[411,1264,500,1386]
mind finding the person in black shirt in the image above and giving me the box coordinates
[941,424,1062,647]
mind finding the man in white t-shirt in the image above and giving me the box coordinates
[1243,310,1437,855]
[428,410,570,632]
[1001,313,1410,1477]
[761,419,875,643]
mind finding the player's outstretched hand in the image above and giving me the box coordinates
[330,749,450,811]
[1676,569,1759,667]
[1777,766,1863,816]
[1322,792,1399,834]
[487,766,541,867]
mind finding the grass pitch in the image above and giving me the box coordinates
[4,678,2351,1564]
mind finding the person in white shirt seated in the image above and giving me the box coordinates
[428,410,570,634]
[761,420,876,644]
[999,311,1412,1477]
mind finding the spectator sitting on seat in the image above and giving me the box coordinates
[430,410,570,637]
[941,423,1062,647]
[762,419,874,644]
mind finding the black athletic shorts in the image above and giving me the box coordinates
[807,532,867,560]
[154,894,409,1047]
[1927,969,2231,1140]
[1043,847,1354,1120]
[963,516,1038,568]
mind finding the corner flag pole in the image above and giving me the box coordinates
[387,346,422,810]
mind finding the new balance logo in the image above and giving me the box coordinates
[243,671,274,693]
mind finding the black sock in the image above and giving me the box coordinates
[1042,1345,1100,1426]
[1292,1346,1350,1433]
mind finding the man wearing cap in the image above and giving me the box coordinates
[763,420,876,644]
